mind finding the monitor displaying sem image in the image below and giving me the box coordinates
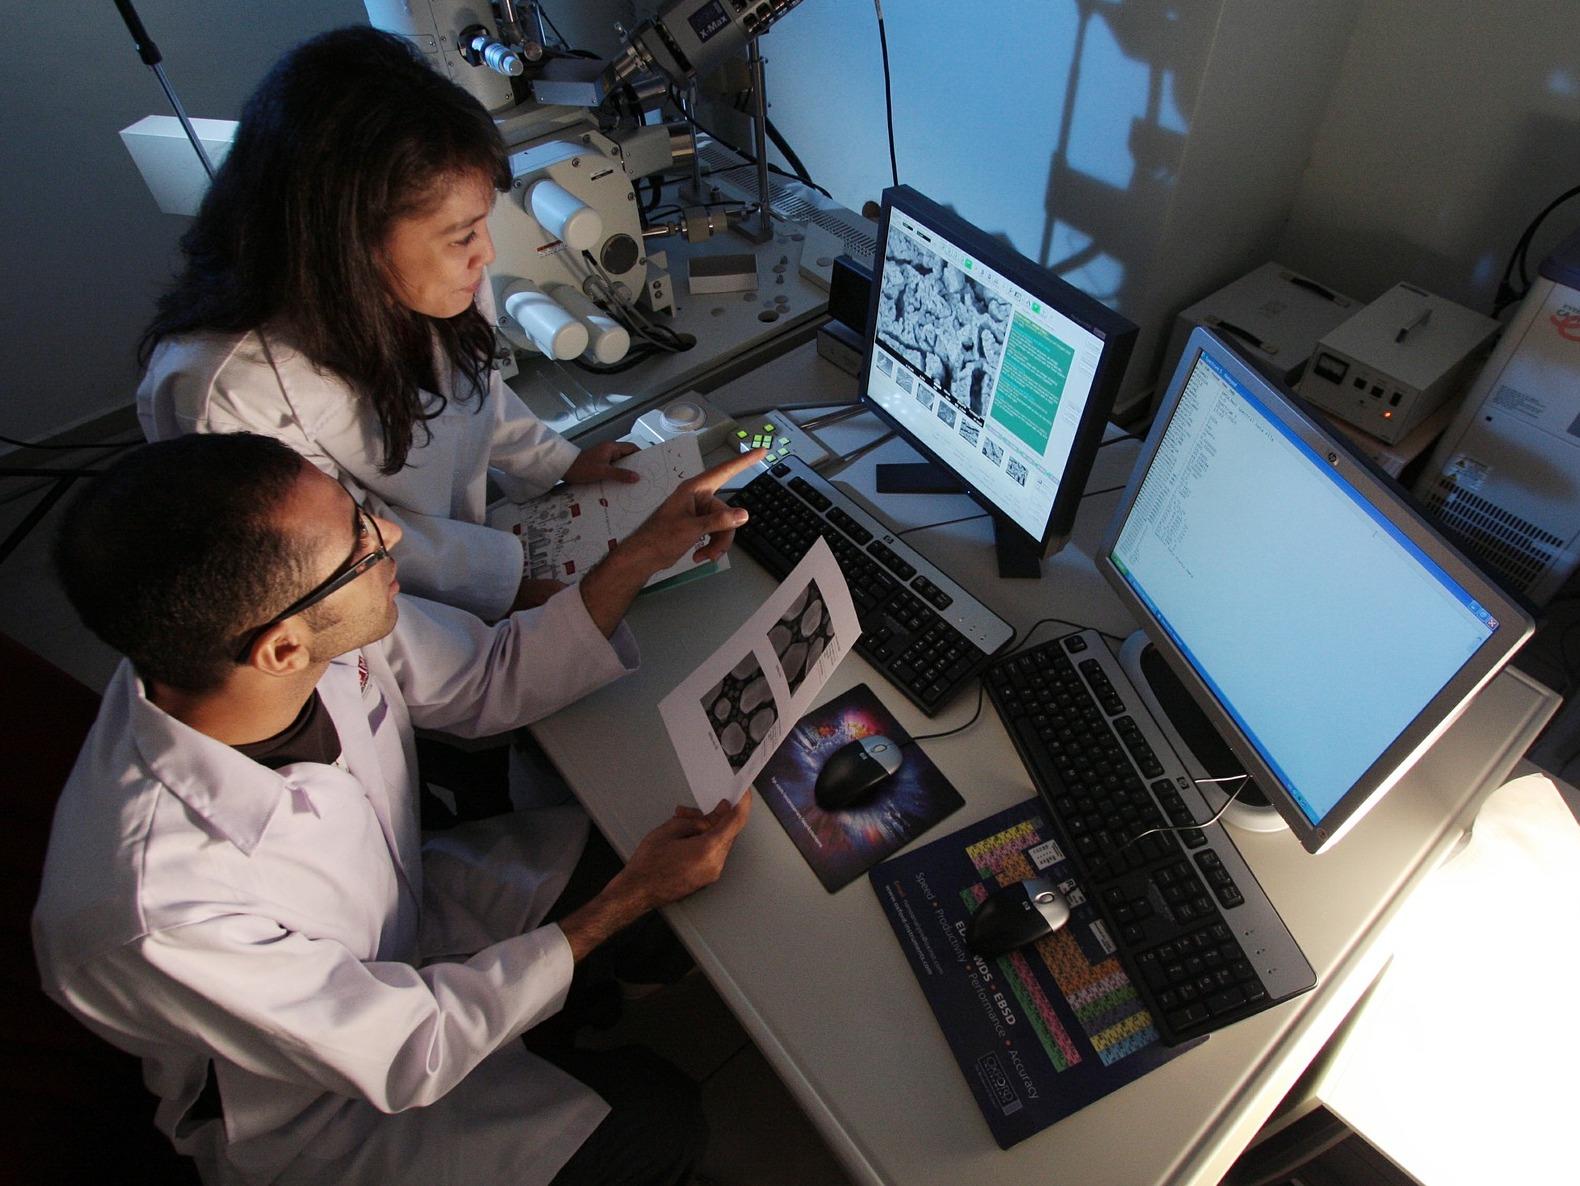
[860,187,1136,565]
[876,229,1010,423]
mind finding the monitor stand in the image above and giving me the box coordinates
[875,461,1043,579]
[1117,631,1288,835]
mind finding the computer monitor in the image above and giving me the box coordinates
[1098,326,1535,853]
[859,186,1137,577]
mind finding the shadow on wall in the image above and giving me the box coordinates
[1282,110,1580,314]
[1032,0,1208,322]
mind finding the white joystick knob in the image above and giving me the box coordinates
[660,401,706,434]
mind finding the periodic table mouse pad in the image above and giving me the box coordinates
[869,799,1202,1148]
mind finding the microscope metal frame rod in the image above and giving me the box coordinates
[111,0,217,180]
[744,36,774,243]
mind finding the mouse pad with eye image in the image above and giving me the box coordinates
[756,684,964,892]
[868,799,1203,1149]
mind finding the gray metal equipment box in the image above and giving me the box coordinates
[1159,263,1357,403]
[1298,283,1499,446]
[1413,230,1580,605]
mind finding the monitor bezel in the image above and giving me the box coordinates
[858,185,1138,559]
[1096,326,1535,854]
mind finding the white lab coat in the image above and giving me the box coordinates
[33,590,639,1186]
[137,326,579,621]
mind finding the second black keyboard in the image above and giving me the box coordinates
[984,630,1315,1044]
[728,456,1014,715]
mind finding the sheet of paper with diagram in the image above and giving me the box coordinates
[658,538,860,809]
[486,434,722,589]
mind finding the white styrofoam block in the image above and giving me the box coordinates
[120,115,237,216]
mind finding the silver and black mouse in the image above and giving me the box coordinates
[965,876,1071,958]
[813,734,904,810]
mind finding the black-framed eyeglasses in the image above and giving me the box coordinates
[235,491,389,662]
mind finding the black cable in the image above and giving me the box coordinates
[1516,186,1580,289]
[1493,183,1580,315]
[766,399,863,416]
[1081,483,1126,500]
[0,432,141,452]
[873,1,899,188]
[571,338,694,375]
[902,616,1120,749]
[577,248,690,354]
[0,437,136,514]
[894,511,989,538]
[700,1039,753,1086]
[718,83,830,199]
[1008,617,1085,655]
[643,175,664,214]
[673,101,832,200]
[893,474,1130,535]
[824,430,895,468]
[0,466,106,479]
[797,405,869,431]
[1109,774,1252,859]
[698,160,830,199]
[532,3,573,52]
[1097,432,1143,449]
[1557,618,1580,695]
[903,680,987,746]
[764,116,821,195]
[644,197,747,221]
[0,472,96,568]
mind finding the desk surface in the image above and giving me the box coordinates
[1298,771,1578,1185]
[530,344,1559,1186]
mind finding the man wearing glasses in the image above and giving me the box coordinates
[33,432,763,1186]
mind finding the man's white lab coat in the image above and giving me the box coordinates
[33,590,637,1185]
[137,327,579,621]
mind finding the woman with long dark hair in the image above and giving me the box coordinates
[137,25,637,620]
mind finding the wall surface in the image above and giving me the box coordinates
[746,0,1368,406]
[1276,0,1580,312]
[0,1,362,445]
[6,1,1579,441]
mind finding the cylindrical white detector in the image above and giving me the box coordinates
[501,281,589,360]
[547,283,632,365]
[528,178,603,253]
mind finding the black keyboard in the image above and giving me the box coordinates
[728,456,1014,715]
[985,630,1315,1044]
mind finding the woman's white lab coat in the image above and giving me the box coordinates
[33,591,638,1185]
[137,327,579,621]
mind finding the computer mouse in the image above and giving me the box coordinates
[965,876,1071,959]
[813,734,905,810]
